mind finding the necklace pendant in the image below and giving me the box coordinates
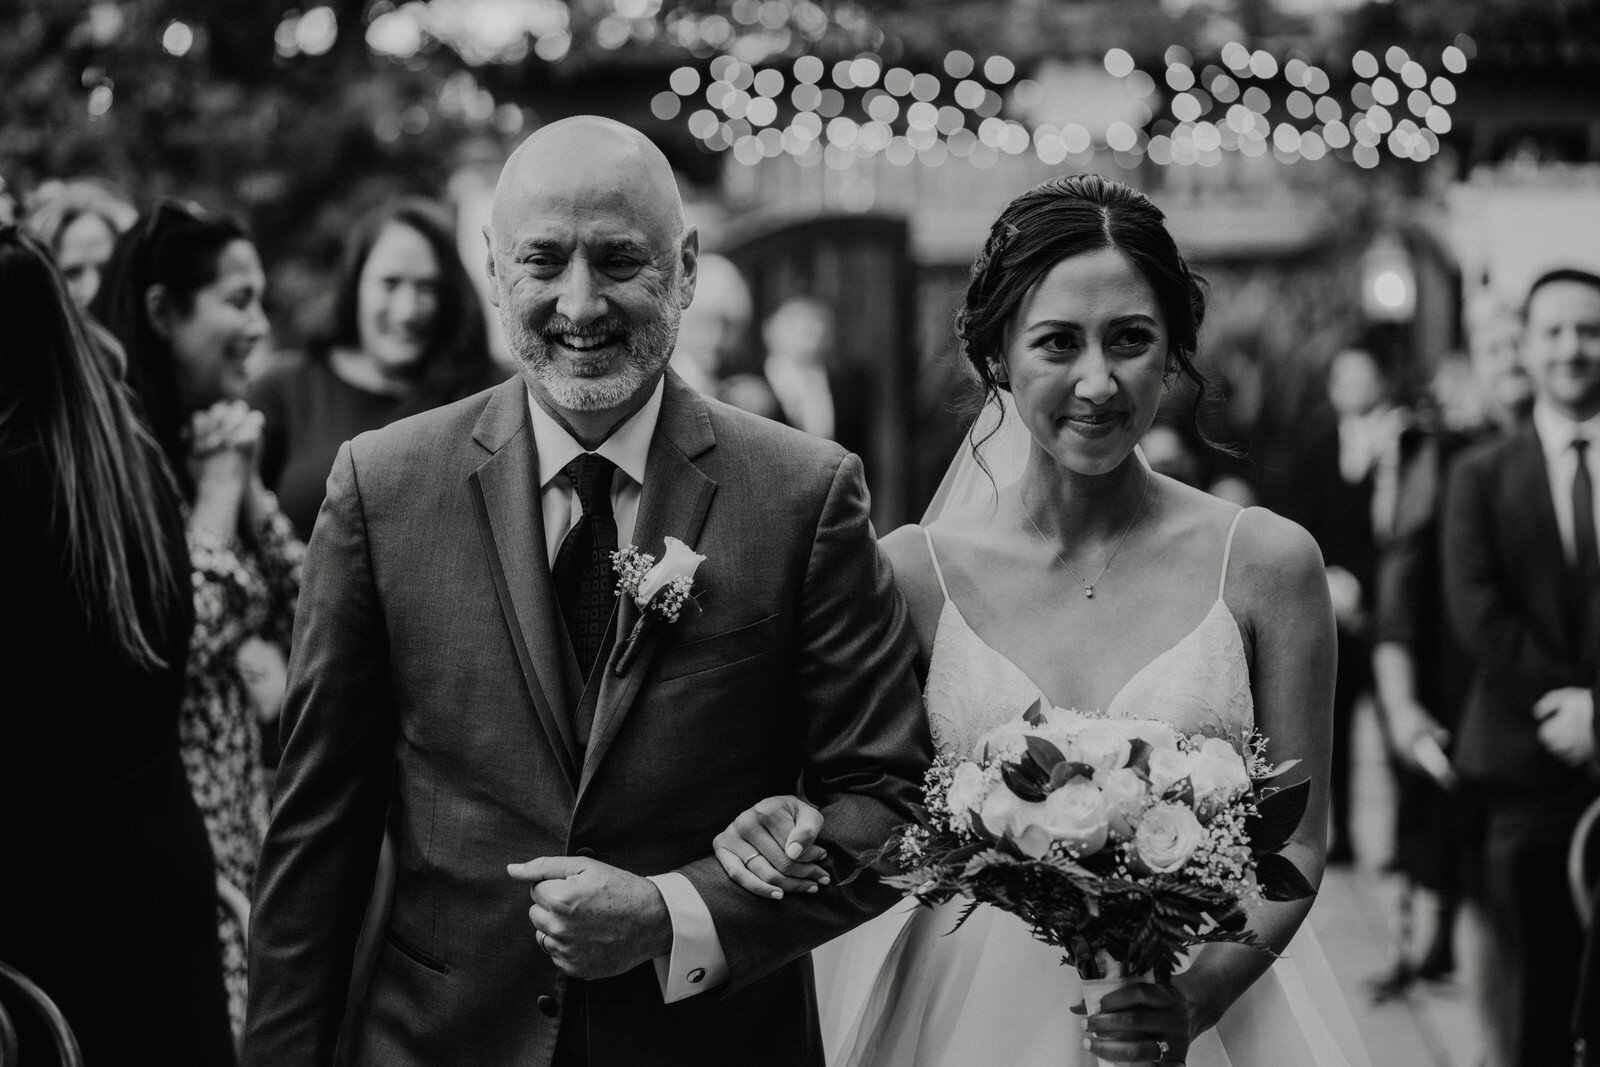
[1084,587,1095,599]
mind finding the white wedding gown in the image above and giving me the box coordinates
[814,512,1372,1067]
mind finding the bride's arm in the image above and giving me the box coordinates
[713,525,945,900]
[1173,508,1337,1037]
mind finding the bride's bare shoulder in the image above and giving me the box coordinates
[1224,505,1329,613]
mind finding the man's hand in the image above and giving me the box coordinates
[505,857,673,978]
[1534,687,1596,766]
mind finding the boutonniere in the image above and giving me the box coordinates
[610,536,705,675]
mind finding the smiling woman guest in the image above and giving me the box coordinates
[93,199,304,1041]
[22,177,138,308]
[250,197,501,538]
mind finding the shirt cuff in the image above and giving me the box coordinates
[646,872,729,1002]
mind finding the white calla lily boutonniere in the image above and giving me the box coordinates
[610,536,705,674]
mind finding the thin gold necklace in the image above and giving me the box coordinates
[1021,473,1151,599]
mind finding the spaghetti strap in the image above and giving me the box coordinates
[1219,507,1250,601]
[921,527,952,602]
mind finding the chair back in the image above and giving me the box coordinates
[0,962,82,1067]
[1571,794,1600,927]
[0,998,18,1066]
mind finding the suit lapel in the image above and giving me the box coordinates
[578,375,717,798]
[1506,430,1579,656]
[468,378,581,787]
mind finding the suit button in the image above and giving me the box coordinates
[537,994,560,1017]
[574,847,596,858]
[687,968,706,984]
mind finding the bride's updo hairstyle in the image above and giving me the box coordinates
[955,173,1211,440]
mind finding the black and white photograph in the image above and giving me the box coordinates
[2,2,1597,1065]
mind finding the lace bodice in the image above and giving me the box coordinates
[922,510,1256,759]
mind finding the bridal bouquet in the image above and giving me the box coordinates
[880,700,1314,987]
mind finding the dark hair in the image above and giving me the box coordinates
[309,197,495,412]
[955,173,1212,450]
[0,225,184,667]
[1523,267,1600,318]
[91,198,254,484]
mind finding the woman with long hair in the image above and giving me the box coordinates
[251,196,501,537]
[714,175,1371,1066]
[92,199,303,1038]
[0,224,236,1063]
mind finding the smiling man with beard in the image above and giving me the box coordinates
[242,116,933,1067]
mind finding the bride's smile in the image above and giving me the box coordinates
[1000,246,1170,478]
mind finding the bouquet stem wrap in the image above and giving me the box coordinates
[1079,956,1158,1067]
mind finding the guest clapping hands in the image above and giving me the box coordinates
[94,199,303,1039]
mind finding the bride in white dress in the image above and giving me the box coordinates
[713,174,1372,1066]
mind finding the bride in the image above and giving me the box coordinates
[712,174,1371,1066]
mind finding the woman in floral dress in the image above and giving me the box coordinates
[95,198,302,1037]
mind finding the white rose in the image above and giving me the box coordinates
[978,783,1025,839]
[1116,718,1180,752]
[945,761,990,821]
[1187,738,1252,817]
[1099,767,1148,839]
[1146,747,1191,797]
[636,536,705,605]
[1071,721,1133,775]
[1134,802,1205,873]
[1013,780,1111,859]
[1040,705,1086,730]
[1042,779,1111,856]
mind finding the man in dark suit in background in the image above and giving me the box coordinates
[243,116,933,1066]
[1443,268,1600,1067]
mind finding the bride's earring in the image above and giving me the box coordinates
[989,362,1009,387]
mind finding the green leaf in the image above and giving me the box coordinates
[1023,698,1046,726]
[1256,853,1317,901]
[1127,737,1153,776]
[1049,761,1096,789]
[969,810,1000,844]
[1246,778,1310,855]
[1024,734,1068,774]
[1002,738,1066,802]
[1163,775,1195,807]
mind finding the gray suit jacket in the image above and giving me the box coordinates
[243,373,933,1066]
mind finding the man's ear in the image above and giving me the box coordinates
[678,227,700,310]
[143,284,174,341]
[482,225,502,308]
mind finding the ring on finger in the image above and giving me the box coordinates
[742,853,761,866]
[537,930,552,954]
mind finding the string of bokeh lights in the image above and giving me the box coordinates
[657,36,1477,171]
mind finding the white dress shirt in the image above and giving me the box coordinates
[1532,400,1600,567]
[525,380,730,1001]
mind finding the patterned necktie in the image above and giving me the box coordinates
[1574,438,1598,582]
[553,453,619,678]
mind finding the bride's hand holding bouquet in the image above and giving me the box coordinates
[883,699,1314,1065]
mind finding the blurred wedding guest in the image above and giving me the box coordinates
[22,176,137,308]
[0,225,235,1064]
[93,199,303,1039]
[1368,331,1530,1002]
[1284,347,1398,865]
[761,295,873,459]
[669,251,782,418]
[1141,420,1204,487]
[250,197,500,539]
[1443,268,1600,1067]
